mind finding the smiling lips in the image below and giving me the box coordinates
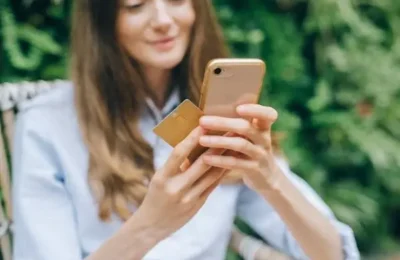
[150,37,176,51]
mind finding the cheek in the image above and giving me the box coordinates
[185,8,195,31]
[116,12,144,50]
[176,3,195,33]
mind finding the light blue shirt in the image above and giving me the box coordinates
[12,82,360,260]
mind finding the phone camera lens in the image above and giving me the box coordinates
[214,68,222,75]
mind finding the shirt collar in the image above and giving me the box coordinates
[144,87,180,122]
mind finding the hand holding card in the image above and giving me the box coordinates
[153,99,208,163]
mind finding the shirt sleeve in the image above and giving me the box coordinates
[236,158,360,260]
[12,109,82,260]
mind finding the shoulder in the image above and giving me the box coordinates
[15,81,77,140]
[17,80,74,114]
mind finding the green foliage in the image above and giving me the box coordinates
[1,0,400,257]
[0,0,70,83]
[215,0,400,255]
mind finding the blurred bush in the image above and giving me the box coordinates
[1,0,400,257]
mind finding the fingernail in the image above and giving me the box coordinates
[199,116,210,124]
[236,105,245,112]
[199,136,205,143]
[180,159,191,171]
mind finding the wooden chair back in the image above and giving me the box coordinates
[0,80,63,260]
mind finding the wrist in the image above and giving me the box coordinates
[256,165,285,197]
[261,170,305,218]
[126,211,166,250]
[87,210,165,260]
[260,169,288,204]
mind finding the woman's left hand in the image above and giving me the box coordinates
[198,104,283,194]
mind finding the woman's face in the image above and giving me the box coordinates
[117,0,195,70]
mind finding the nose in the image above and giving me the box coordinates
[151,1,173,32]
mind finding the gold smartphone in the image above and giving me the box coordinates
[199,58,266,118]
[194,58,266,160]
[153,58,266,163]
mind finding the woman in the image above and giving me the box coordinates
[12,1,359,260]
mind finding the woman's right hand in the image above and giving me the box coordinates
[86,127,225,260]
[133,126,226,242]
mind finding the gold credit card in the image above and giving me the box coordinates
[153,99,207,162]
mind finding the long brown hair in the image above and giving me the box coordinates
[71,0,229,221]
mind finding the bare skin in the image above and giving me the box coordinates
[199,105,342,260]
[85,2,229,259]
[86,127,226,260]
[88,0,343,259]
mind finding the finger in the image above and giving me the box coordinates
[223,149,247,159]
[172,147,226,191]
[199,116,261,143]
[203,155,259,172]
[163,126,204,176]
[199,135,264,160]
[182,167,226,204]
[199,173,225,200]
[236,104,278,131]
[179,158,191,172]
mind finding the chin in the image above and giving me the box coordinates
[156,59,183,69]
[149,53,186,69]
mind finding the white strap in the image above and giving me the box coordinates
[238,236,269,260]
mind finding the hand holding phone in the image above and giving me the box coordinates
[153,58,266,163]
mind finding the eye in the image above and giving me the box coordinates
[168,0,185,4]
[123,0,145,11]
[125,3,143,11]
